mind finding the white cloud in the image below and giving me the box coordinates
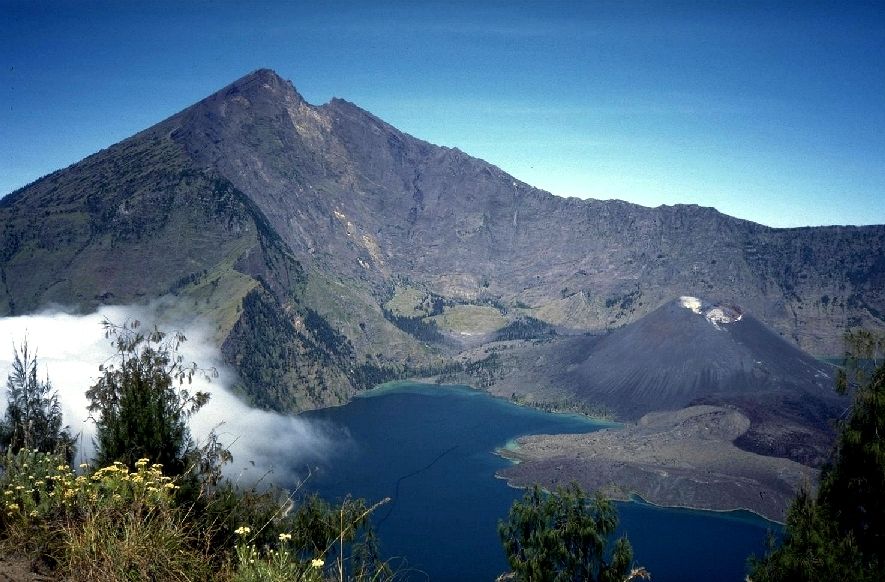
[0,305,346,483]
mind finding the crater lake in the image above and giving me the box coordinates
[298,383,776,581]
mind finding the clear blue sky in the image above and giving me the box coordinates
[2,0,883,227]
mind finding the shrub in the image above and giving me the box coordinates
[231,526,325,582]
[228,495,394,582]
[0,449,211,580]
[86,319,212,475]
[748,331,885,581]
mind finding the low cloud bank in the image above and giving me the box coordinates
[0,304,346,484]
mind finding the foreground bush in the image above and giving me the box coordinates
[1,449,210,580]
[0,322,394,580]
[228,494,392,582]
[0,339,76,463]
[0,449,395,581]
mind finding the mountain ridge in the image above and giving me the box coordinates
[1,68,882,418]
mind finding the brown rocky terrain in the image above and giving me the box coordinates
[498,405,819,521]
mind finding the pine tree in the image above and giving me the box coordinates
[0,339,76,462]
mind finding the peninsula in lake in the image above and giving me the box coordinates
[1,69,881,518]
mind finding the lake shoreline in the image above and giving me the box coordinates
[365,381,804,522]
[373,377,619,426]
[306,381,776,581]
[493,467,784,526]
[494,405,817,522]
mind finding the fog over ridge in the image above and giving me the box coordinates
[0,303,347,483]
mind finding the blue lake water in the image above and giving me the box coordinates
[300,383,777,581]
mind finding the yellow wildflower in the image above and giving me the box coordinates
[311,558,324,568]
[234,526,252,536]
[278,532,292,542]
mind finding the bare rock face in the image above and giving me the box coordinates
[0,68,882,413]
[168,70,884,355]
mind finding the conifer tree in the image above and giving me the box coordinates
[0,339,76,462]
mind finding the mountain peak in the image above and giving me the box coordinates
[676,296,743,328]
[234,68,285,89]
[246,67,282,81]
[222,68,303,103]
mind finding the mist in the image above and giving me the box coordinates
[0,304,347,484]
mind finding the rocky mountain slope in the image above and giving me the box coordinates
[1,68,883,414]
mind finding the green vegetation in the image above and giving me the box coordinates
[383,287,428,318]
[0,449,392,581]
[495,316,557,342]
[604,289,641,312]
[164,250,260,344]
[436,353,503,388]
[749,331,884,581]
[0,323,395,581]
[381,289,512,340]
[303,307,356,361]
[224,287,356,411]
[429,304,507,335]
[86,320,212,475]
[508,393,613,420]
[1,450,211,579]
[498,483,646,582]
[0,339,75,462]
[381,306,445,343]
[383,287,447,319]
